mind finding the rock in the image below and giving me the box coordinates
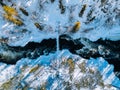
[76,38,120,72]
[0,0,120,89]
[0,36,84,64]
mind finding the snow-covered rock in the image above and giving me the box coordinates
[0,0,120,46]
[0,50,119,90]
[0,0,120,90]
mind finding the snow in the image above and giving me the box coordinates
[0,0,120,89]
[0,64,16,86]
[0,50,119,89]
[0,0,120,46]
[87,57,120,88]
